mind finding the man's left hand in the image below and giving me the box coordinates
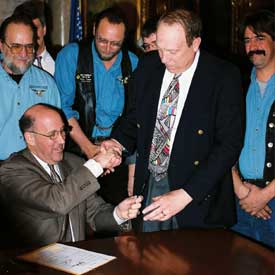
[240,183,272,216]
[142,189,193,221]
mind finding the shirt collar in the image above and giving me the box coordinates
[250,66,275,83]
[37,48,48,60]
[31,152,59,175]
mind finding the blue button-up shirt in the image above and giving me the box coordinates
[0,65,61,160]
[239,68,275,178]
[54,41,138,138]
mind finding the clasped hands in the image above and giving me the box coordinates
[92,139,123,174]
[238,182,272,220]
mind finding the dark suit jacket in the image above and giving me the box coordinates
[0,149,121,247]
[113,50,244,229]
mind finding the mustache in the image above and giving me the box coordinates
[248,50,266,57]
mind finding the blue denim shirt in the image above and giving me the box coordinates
[54,41,138,138]
[0,65,61,160]
[239,68,275,178]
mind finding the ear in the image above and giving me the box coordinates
[0,40,3,52]
[92,25,96,37]
[43,25,47,36]
[24,132,35,146]
[192,37,201,52]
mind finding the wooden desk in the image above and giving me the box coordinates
[0,229,273,275]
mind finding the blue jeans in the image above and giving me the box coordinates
[232,198,275,248]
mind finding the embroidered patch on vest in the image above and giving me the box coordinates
[76,73,92,83]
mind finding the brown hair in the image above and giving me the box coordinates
[158,9,202,47]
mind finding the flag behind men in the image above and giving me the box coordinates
[69,0,83,42]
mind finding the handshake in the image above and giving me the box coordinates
[92,139,124,174]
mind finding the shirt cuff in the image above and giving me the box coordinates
[113,206,128,225]
[83,159,103,178]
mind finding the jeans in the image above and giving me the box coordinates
[232,198,275,249]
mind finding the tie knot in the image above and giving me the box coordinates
[173,73,181,80]
[35,56,43,68]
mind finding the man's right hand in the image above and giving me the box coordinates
[101,139,123,155]
[93,148,121,171]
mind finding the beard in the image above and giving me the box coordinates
[94,43,120,61]
[3,55,33,75]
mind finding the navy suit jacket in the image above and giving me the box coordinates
[113,50,244,229]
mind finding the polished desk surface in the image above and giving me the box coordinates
[0,229,273,275]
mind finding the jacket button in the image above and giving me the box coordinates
[137,123,140,128]
[194,160,200,166]
[198,129,204,135]
[265,181,270,185]
[136,152,139,158]
[268,142,273,148]
[269,122,274,128]
[266,162,272,168]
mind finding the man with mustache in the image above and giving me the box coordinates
[0,14,60,161]
[0,103,142,247]
[54,6,138,205]
[232,10,275,248]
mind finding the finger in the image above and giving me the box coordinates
[259,207,271,218]
[142,202,160,215]
[107,167,115,173]
[264,205,272,214]
[143,208,162,221]
[152,195,162,202]
[256,210,271,220]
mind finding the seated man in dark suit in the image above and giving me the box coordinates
[0,103,142,247]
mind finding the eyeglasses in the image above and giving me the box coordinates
[95,35,123,49]
[3,42,34,54]
[27,126,72,140]
[142,41,157,52]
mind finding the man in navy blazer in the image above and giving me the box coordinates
[103,9,243,231]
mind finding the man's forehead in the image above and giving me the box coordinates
[245,27,267,37]
[5,23,33,38]
[97,18,125,31]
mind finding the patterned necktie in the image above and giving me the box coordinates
[35,56,43,69]
[148,73,181,181]
[48,164,62,183]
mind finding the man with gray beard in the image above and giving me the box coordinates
[0,14,60,161]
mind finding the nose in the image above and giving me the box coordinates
[159,49,168,64]
[19,46,28,57]
[56,131,66,144]
[104,42,111,54]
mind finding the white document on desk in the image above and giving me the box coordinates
[18,243,116,274]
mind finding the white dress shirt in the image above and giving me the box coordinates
[158,50,200,154]
[33,48,55,76]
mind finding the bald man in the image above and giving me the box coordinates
[0,103,142,247]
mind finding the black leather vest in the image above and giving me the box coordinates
[67,40,133,156]
[263,101,275,183]
[237,101,274,187]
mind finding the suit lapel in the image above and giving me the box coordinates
[143,63,166,148]
[21,149,52,181]
[58,157,71,182]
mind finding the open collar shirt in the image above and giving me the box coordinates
[0,64,61,160]
[239,67,275,178]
